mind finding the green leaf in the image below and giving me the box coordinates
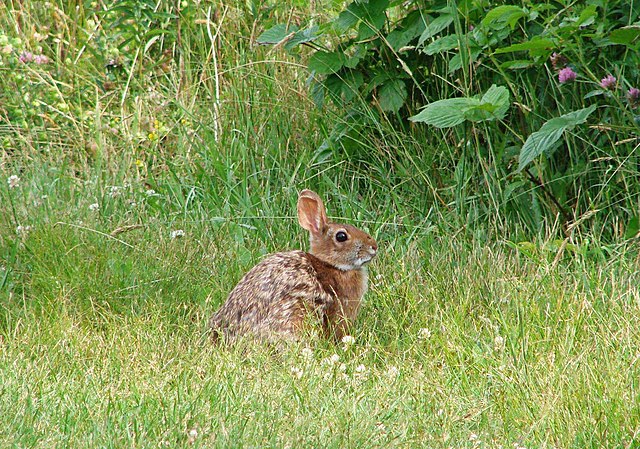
[409,98,480,128]
[378,79,407,112]
[418,12,453,45]
[479,84,510,119]
[257,24,298,45]
[481,5,527,30]
[424,34,460,55]
[499,59,533,70]
[284,26,320,50]
[494,37,555,55]
[625,216,640,239]
[576,5,598,27]
[334,4,364,33]
[517,105,597,171]
[409,85,510,127]
[357,10,386,40]
[609,26,640,46]
[308,51,346,75]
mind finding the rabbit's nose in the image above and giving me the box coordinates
[370,241,378,252]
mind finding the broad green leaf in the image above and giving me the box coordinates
[409,98,480,128]
[494,37,555,55]
[609,26,640,46]
[333,3,365,33]
[257,24,298,45]
[378,79,407,112]
[625,216,640,239]
[424,34,460,55]
[481,5,527,30]
[357,10,386,40]
[409,85,510,127]
[418,13,453,45]
[517,105,597,171]
[308,51,346,75]
[479,84,510,119]
[284,26,320,50]
[576,5,597,27]
[500,59,533,70]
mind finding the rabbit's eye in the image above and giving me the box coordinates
[335,231,348,242]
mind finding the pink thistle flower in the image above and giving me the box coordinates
[19,51,34,63]
[627,87,640,108]
[558,67,577,83]
[599,74,616,90]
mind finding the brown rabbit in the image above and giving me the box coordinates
[209,189,378,344]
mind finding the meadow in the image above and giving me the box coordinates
[1,0,640,447]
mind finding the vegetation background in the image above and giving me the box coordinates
[1,0,639,447]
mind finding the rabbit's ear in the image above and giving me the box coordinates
[297,190,328,235]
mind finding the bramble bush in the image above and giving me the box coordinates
[258,0,640,238]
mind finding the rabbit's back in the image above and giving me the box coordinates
[209,250,333,343]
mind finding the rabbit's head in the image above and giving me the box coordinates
[297,190,377,270]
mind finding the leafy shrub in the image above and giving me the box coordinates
[258,0,640,238]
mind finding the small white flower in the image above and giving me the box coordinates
[386,365,399,378]
[338,363,347,372]
[187,427,198,444]
[108,186,121,197]
[170,229,185,239]
[418,328,432,339]
[341,335,355,346]
[290,366,304,379]
[89,203,99,211]
[8,175,20,188]
[330,353,340,364]
[469,433,478,442]
[301,347,313,359]
[16,225,32,235]
[145,188,156,196]
[354,364,366,374]
[494,335,505,351]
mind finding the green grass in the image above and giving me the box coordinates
[1,0,640,447]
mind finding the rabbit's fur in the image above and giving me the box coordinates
[209,189,377,344]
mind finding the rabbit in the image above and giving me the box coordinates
[209,189,378,345]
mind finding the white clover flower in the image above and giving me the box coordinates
[145,188,156,196]
[494,335,505,351]
[170,229,185,239]
[16,225,32,235]
[469,433,478,442]
[88,203,99,211]
[290,366,303,379]
[341,335,355,346]
[338,363,347,372]
[330,353,340,364]
[108,186,121,197]
[8,175,20,188]
[386,365,399,378]
[301,347,313,359]
[418,328,432,339]
[354,364,366,374]
[187,427,198,444]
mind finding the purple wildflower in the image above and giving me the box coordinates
[599,74,616,90]
[34,54,49,64]
[558,67,577,83]
[19,51,34,63]
[627,87,640,108]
